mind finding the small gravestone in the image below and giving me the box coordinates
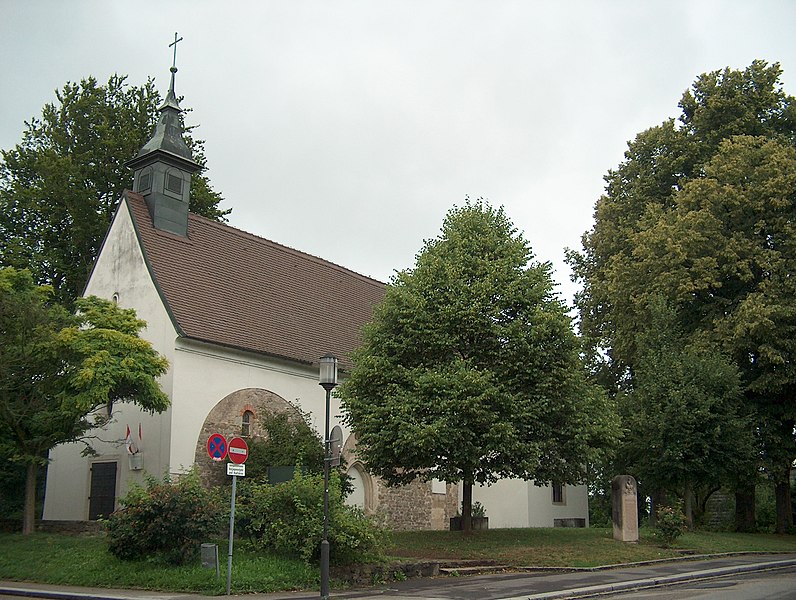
[201,543,219,577]
[611,475,639,542]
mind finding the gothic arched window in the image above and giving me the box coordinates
[241,410,254,437]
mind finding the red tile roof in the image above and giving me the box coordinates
[124,191,385,370]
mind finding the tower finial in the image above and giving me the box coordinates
[163,33,183,110]
[169,32,183,70]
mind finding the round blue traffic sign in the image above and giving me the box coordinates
[207,433,228,461]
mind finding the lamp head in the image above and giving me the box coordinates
[319,354,338,391]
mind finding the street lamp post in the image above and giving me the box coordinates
[318,354,338,600]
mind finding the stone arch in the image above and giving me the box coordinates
[345,461,375,513]
[341,433,375,514]
[194,388,301,487]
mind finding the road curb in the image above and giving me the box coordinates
[0,586,195,600]
[509,558,796,600]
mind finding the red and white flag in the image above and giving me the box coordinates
[125,425,139,455]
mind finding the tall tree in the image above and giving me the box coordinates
[0,74,229,307]
[570,61,796,531]
[339,200,617,531]
[618,298,756,527]
[0,267,170,534]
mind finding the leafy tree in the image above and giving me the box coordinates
[569,61,796,531]
[0,267,169,534]
[339,200,617,531]
[618,298,756,527]
[0,74,229,307]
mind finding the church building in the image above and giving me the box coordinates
[42,64,588,530]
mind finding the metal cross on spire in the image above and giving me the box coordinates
[169,32,183,70]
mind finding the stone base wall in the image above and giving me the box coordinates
[374,478,458,530]
[37,520,103,534]
[341,433,459,531]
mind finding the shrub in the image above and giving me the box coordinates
[105,469,225,565]
[654,501,687,547]
[471,501,486,518]
[245,409,325,480]
[237,471,386,565]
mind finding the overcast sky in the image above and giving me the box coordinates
[2,1,796,304]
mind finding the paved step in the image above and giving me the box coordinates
[439,565,510,575]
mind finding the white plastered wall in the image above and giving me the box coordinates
[169,339,348,475]
[43,200,177,520]
[473,479,589,528]
[42,199,352,520]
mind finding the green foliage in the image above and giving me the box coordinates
[244,409,325,481]
[654,502,688,548]
[105,470,225,565]
[470,501,486,518]
[0,74,229,307]
[755,483,777,532]
[619,298,756,500]
[339,200,618,523]
[569,60,796,531]
[0,267,169,534]
[237,471,386,565]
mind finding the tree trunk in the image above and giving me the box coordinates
[734,485,756,532]
[684,485,694,530]
[774,465,793,534]
[23,463,37,535]
[699,486,721,520]
[462,477,473,534]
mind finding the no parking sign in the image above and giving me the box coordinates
[207,433,228,461]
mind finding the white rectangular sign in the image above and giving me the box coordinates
[227,463,245,477]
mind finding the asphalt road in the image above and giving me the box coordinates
[607,566,796,599]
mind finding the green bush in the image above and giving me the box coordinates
[755,483,777,532]
[654,501,687,547]
[237,471,386,565]
[105,470,225,565]
[245,409,325,480]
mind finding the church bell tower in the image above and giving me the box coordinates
[126,34,200,236]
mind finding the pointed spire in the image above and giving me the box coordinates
[161,66,182,112]
[126,33,199,237]
[130,64,196,165]
[161,35,182,111]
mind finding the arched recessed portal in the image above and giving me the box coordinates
[193,388,301,487]
[346,464,366,508]
[345,461,374,513]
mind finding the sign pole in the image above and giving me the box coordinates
[226,473,237,595]
[222,437,247,596]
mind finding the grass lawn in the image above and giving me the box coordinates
[0,528,794,594]
[0,533,317,595]
[386,527,796,568]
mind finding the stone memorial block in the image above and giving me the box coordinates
[611,474,639,542]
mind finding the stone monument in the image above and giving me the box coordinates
[611,475,639,542]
